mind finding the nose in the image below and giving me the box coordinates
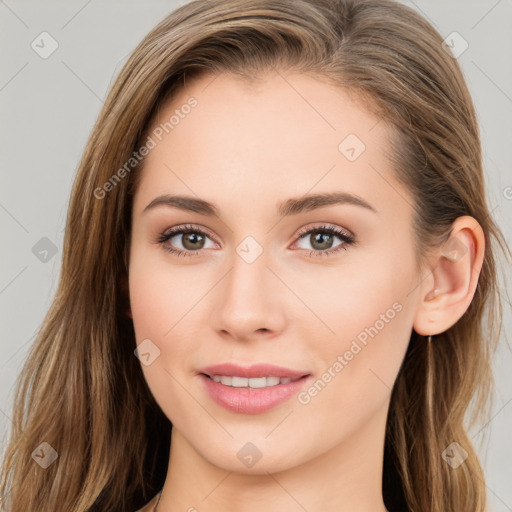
[214,248,286,342]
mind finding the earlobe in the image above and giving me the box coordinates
[413,216,485,336]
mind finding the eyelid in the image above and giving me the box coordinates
[294,222,354,240]
[159,223,220,244]
[289,223,356,257]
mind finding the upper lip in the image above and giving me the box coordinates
[197,363,310,379]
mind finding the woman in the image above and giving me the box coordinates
[0,0,508,511]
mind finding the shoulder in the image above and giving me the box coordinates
[134,491,161,512]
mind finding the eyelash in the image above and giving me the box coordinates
[156,223,356,258]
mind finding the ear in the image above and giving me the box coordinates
[413,216,485,336]
[120,273,133,319]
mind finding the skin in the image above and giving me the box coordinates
[128,71,485,512]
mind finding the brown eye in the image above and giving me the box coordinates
[157,224,218,257]
[307,231,337,251]
[293,225,355,257]
[178,231,206,250]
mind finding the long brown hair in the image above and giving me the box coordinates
[1,0,508,510]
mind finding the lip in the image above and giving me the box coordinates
[197,363,312,414]
[197,363,310,379]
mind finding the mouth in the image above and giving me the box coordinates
[197,363,312,414]
[197,362,311,385]
[200,373,308,388]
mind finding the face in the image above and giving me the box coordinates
[128,71,422,474]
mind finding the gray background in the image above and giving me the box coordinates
[1,0,511,510]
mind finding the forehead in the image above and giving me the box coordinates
[144,70,385,162]
[133,71,410,224]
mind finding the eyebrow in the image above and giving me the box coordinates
[142,191,377,217]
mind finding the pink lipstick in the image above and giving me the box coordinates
[197,363,311,414]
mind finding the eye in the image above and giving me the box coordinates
[156,223,355,258]
[292,224,355,257]
[156,224,218,257]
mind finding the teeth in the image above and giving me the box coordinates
[210,375,298,387]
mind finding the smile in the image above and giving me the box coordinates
[204,375,301,387]
[199,373,311,414]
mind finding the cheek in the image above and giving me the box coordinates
[301,244,417,387]
[294,271,414,434]
[299,250,413,343]
[128,245,215,386]
[128,245,200,342]
[128,251,198,420]
[129,267,170,343]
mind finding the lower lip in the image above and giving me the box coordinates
[199,374,311,414]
